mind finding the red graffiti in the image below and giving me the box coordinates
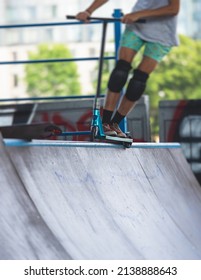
[33,108,145,142]
[34,109,145,142]
[40,110,92,141]
[167,100,188,142]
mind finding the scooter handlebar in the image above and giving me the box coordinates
[66,15,146,23]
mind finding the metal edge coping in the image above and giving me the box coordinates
[3,139,181,149]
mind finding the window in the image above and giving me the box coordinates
[43,5,58,19]
[6,7,18,22]
[43,29,53,42]
[6,6,36,22]
[13,74,19,88]
[6,30,20,45]
[22,29,38,44]
[22,6,37,21]
[12,52,18,61]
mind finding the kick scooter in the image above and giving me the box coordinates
[1,17,144,146]
[65,16,145,148]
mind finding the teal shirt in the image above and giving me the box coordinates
[127,0,179,47]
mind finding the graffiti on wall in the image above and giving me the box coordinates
[40,110,93,141]
[166,100,201,185]
[0,97,150,142]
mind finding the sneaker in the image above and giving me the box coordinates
[110,123,127,138]
[102,123,117,136]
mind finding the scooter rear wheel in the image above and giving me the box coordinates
[123,141,132,148]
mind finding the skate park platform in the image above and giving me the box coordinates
[1,135,201,260]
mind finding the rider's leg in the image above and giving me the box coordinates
[109,56,157,137]
[102,46,137,123]
[116,56,158,117]
[112,41,172,124]
[102,27,144,127]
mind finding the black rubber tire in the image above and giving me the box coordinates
[90,126,97,142]
[123,141,132,148]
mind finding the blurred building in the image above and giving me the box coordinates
[0,0,200,98]
[178,0,201,39]
[0,0,133,45]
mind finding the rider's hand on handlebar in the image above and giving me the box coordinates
[75,11,90,22]
[121,13,140,24]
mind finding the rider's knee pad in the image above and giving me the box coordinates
[108,59,131,92]
[125,69,149,101]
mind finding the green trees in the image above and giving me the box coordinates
[24,36,201,136]
[94,35,201,136]
[147,35,201,108]
[146,35,201,135]
[92,52,113,94]
[25,44,81,97]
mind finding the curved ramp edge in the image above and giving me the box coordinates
[0,135,71,260]
[1,138,201,259]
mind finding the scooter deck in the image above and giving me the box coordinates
[96,135,133,148]
[105,135,133,143]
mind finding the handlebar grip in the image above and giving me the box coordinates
[66,15,146,23]
[66,16,76,20]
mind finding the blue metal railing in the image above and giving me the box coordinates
[0,10,126,131]
[0,10,122,68]
[0,56,115,66]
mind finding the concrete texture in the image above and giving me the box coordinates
[0,136,71,260]
[1,137,201,260]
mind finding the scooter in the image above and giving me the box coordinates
[64,15,145,148]
[1,16,144,147]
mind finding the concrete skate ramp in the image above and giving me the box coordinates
[0,136,71,260]
[1,138,201,259]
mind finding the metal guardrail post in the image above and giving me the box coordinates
[112,9,123,61]
[112,9,127,133]
[1,11,128,132]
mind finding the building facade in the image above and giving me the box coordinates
[0,0,200,98]
[178,0,201,38]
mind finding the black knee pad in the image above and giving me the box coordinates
[125,69,149,101]
[108,59,131,92]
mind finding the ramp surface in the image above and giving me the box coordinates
[1,138,201,259]
[0,136,70,260]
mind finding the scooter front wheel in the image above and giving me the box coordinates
[90,126,98,142]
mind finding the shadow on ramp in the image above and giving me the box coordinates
[0,135,71,260]
[1,138,201,259]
